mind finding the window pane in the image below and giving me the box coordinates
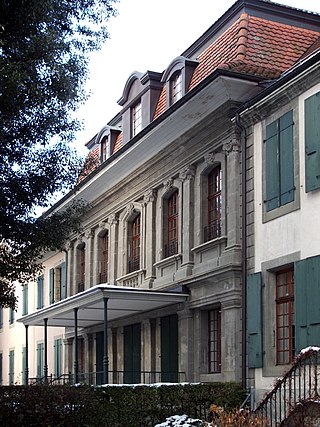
[132,101,142,137]
[166,191,178,256]
[170,72,182,105]
[276,268,294,365]
[208,308,221,373]
[128,215,140,273]
[205,166,222,241]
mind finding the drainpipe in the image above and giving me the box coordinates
[235,112,248,391]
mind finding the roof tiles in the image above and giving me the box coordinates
[86,8,320,168]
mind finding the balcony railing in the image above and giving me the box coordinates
[77,282,84,293]
[128,256,140,273]
[255,347,320,426]
[164,241,178,258]
[203,221,221,242]
[99,272,108,284]
[30,370,186,386]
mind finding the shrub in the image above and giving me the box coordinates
[0,382,246,426]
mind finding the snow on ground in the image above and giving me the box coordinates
[154,414,205,427]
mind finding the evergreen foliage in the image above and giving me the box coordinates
[0,0,117,308]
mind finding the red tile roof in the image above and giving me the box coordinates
[78,146,100,183]
[113,132,123,154]
[85,9,320,171]
[154,13,319,119]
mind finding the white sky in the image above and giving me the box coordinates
[74,0,320,154]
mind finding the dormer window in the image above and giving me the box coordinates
[170,71,182,105]
[161,56,198,109]
[92,125,121,164]
[131,100,142,137]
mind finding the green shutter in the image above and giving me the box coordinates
[49,268,55,304]
[305,92,320,192]
[161,314,178,381]
[22,285,28,315]
[9,350,14,385]
[247,273,263,368]
[124,323,141,384]
[37,276,44,309]
[295,256,320,353]
[22,347,26,385]
[265,121,280,211]
[37,343,44,379]
[0,353,2,385]
[54,339,62,378]
[279,111,294,205]
[60,262,66,300]
[95,331,104,385]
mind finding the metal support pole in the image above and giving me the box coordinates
[25,324,29,385]
[44,318,48,383]
[74,307,79,384]
[103,297,109,384]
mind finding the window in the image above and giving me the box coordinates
[37,275,44,309]
[9,350,14,385]
[22,284,28,315]
[305,91,320,193]
[99,233,109,283]
[100,136,108,162]
[9,307,15,325]
[205,166,222,241]
[128,214,140,273]
[170,71,182,105]
[77,245,85,293]
[208,308,221,373]
[265,110,294,212]
[276,268,295,365]
[37,343,44,379]
[54,338,62,378]
[165,191,179,257]
[131,100,142,137]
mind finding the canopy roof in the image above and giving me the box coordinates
[18,284,189,328]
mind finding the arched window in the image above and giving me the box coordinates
[205,166,222,241]
[128,214,141,273]
[165,190,179,257]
